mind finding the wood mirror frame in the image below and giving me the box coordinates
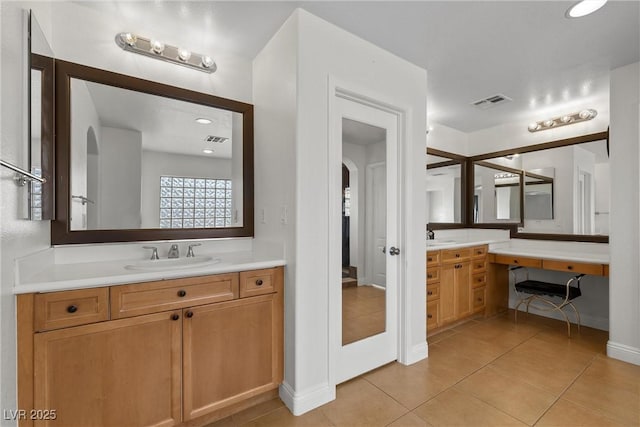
[426,147,468,230]
[467,130,609,243]
[51,59,254,244]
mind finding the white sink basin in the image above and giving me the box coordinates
[426,239,457,247]
[125,256,220,271]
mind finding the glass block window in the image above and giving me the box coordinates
[343,187,351,217]
[30,167,43,220]
[159,176,232,229]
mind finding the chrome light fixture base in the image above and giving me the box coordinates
[115,32,217,74]
[528,109,597,133]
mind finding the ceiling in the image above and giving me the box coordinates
[70,1,639,133]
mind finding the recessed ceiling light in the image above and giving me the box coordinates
[566,0,608,18]
[202,149,214,154]
[195,118,212,124]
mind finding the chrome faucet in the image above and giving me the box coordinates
[427,227,435,240]
[168,244,180,259]
[187,243,201,258]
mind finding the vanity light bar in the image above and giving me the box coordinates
[528,109,597,133]
[115,32,217,74]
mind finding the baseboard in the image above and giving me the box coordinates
[400,341,428,365]
[279,381,335,416]
[607,341,640,366]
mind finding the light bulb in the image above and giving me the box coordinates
[560,115,573,124]
[178,48,191,62]
[150,40,165,54]
[528,122,540,132]
[543,119,556,128]
[579,109,593,119]
[201,55,215,68]
[121,33,137,46]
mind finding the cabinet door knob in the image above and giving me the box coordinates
[427,291,433,295]
[255,279,264,286]
[185,310,194,318]
[427,257,432,262]
[427,314,433,319]
[567,265,574,270]
[171,314,180,321]
[455,253,460,258]
[427,274,433,279]
[177,290,187,297]
[67,305,78,313]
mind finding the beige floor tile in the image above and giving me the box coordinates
[535,398,629,427]
[532,326,608,355]
[562,357,640,425]
[413,388,526,427]
[387,411,432,427]
[231,398,285,425]
[364,362,449,409]
[455,366,556,425]
[428,331,510,365]
[427,328,459,344]
[455,321,533,352]
[319,378,408,426]
[411,345,486,387]
[242,407,335,427]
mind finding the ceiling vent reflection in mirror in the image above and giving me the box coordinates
[471,93,513,110]
[115,32,217,73]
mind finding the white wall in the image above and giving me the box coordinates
[426,122,468,156]
[140,151,232,228]
[608,61,640,365]
[0,3,52,423]
[254,8,427,415]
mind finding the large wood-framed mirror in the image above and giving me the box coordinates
[426,147,466,228]
[52,60,254,244]
[468,131,609,243]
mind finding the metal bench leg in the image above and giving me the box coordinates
[567,302,581,334]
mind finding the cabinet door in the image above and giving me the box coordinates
[439,264,456,324]
[34,311,182,427]
[183,294,283,421]
[455,262,472,319]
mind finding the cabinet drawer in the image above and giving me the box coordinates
[426,267,440,284]
[542,260,604,276]
[471,260,487,274]
[493,254,542,268]
[426,300,439,330]
[473,287,486,311]
[427,284,440,301]
[471,245,488,259]
[35,287,109,331]
[111,273,239,319]
[471,273,486,288]
[240,268,277,298]
[441,248,472,264]
[426,251,440,266]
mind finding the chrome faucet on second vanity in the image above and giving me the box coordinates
[168,244,180,259]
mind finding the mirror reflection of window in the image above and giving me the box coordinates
[425,152,463,224]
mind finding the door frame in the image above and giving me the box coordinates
[327,75,412,389]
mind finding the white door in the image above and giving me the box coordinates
[332,94,399,384]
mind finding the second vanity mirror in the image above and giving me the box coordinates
[52,60,254,244]
[470,131,609,238]
[426,148,465,226]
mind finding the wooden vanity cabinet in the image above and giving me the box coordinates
[426,245,487,336]
[18,267,284,427]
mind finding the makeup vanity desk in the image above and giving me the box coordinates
[486,243,610,315]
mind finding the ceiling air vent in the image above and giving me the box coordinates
[205,135,229,143]
[471,93,512,110]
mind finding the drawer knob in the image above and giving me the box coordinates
[514,259,519,264]
[67,305,78,314]
[477,298,483,302]
[427,257,432,262]
[177,290,187,297]
[171,314,180,321]
[427,291,433,296]
[256,279,264,286]
[567,265,574,270]
[427,274,433,279]
[455,253,460,258]
[427,314,433,319]
[185,310,194,318]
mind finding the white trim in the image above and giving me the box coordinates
[279,381,335,416]
[400,342,429,365]
[606,341,640,366]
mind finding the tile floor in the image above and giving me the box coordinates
[342,285,386,345]
[208,311,640,427]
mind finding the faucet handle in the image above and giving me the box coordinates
[187,243,201,258]
[143,246,159,260]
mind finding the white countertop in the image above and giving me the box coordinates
[14,250,285,294]
[426,238,507,251]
